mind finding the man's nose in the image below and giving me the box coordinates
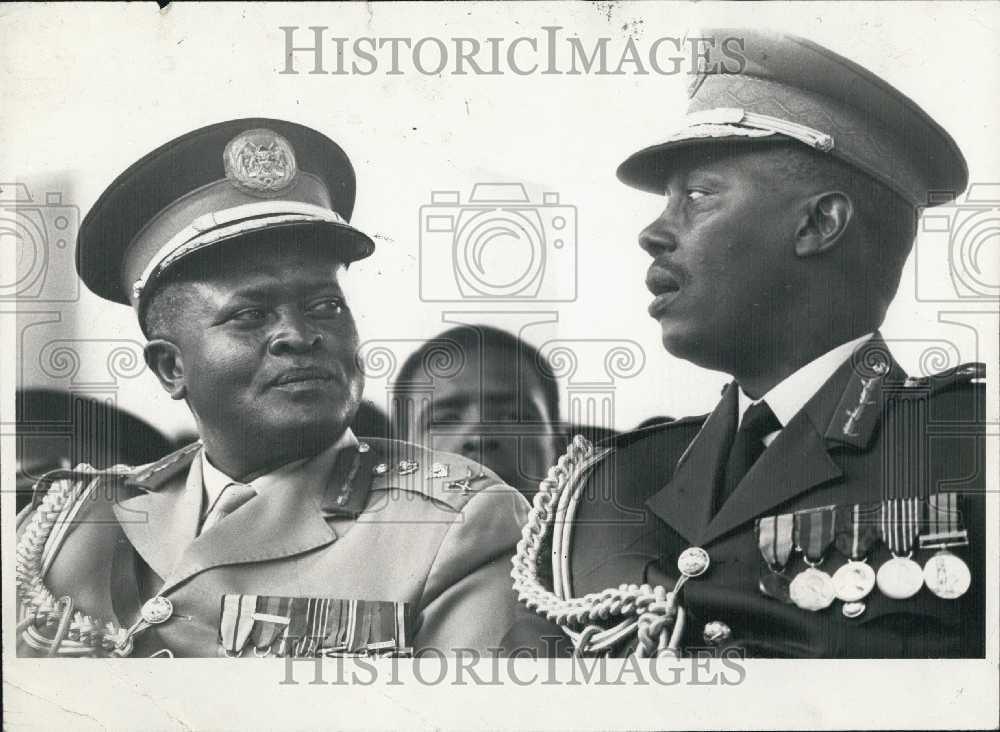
[639,209,679,257]
[267,311,323,355]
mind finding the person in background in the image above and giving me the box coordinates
[15,388,173,514]
[392,325,563,500]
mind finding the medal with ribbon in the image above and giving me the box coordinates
[831,503,879,611]
[219,594,412,658]
[920,492,971,599]
[875,498,924,600]
[756,513,795,602]
[789,507,837,611]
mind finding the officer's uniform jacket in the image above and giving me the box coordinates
[562,340,985,658]
[17,436,529,657]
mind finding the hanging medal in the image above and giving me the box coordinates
[831,503,878,604]
[757,513,795,603]
[920,492,971,600]
[875,498,924,600]
[789,507,837,611]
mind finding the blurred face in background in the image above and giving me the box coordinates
[406,343,560,499]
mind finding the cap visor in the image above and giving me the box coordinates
[134,218,375,307]
[616,135,790,194]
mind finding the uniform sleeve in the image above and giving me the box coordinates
[411,482,529,655]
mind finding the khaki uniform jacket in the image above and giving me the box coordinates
[17,437,529,657]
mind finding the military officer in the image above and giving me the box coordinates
[15,119,531,658]
[511,30,986,658]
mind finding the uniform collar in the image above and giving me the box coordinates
[114,429,368,593]
[738,332,874,430]
[646,333,902,545]
[199,429,357,517]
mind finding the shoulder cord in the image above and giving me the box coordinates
[16,469,134,657]
[511,435,686,657]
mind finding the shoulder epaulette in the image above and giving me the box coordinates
[367,438,507,512]
[29,463,133,511]
[599,414,708,451]
[127,441,202,487]
[900,362,985,395]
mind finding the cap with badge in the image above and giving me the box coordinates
[76,118,375,312]
[617,29,968,208]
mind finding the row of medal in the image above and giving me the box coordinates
[755,493,971,618]
[218,594,411,658]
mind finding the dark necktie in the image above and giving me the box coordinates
[714,400,781,514]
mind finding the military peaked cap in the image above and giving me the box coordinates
[77,118,375,307]
[617,29,969,207]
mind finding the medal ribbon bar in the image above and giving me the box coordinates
[919,492,968,550]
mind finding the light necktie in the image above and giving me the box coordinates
[203,482,257,532]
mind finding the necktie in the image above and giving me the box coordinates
[714,400,781,514]
[202,482,257,532]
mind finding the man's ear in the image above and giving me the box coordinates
[794,191,853,257]
[144,340,187,400]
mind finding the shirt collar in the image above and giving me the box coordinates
[738,333,874,430]
[200,429,358,515]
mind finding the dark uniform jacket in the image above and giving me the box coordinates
[558,345,985,658]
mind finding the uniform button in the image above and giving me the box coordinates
[357,442,370,453]
[677,547,710,577]
[141,596,174,624]
[702,620,731,645]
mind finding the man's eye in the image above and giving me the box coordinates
[309,297,346,315]
[231,308,265,322]
[662,189,708,207]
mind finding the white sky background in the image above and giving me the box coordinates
[3,2,998,439]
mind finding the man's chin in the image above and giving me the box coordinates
[265,409,355,443]
[658,322,723,371]
[658,320,695,360]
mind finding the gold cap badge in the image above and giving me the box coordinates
[223,128,298,195]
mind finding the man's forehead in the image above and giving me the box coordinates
[426,366,548,405]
